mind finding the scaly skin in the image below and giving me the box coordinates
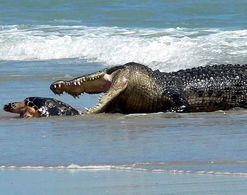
[50,62,247,114]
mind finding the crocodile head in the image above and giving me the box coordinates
[50,65,131,114]
[50,62,162,114]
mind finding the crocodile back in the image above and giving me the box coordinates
[172,64,247,111]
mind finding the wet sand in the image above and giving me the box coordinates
[1,169,247,195]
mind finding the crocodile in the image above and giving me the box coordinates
[50,62,247,114]
[3,97,81,118]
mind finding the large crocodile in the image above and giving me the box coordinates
[50,62,247,114]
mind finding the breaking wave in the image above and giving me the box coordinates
[1,25,247,71]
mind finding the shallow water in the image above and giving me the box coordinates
[1,109,247,169]
[1,110,247,193]
[1,64,247,173]
[1,169,247,195]
[1,0,247,194]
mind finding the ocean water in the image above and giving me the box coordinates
[1,0,247,194]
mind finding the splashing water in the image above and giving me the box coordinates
[1,25,247,71]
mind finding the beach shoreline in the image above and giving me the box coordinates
[1,169,247,195]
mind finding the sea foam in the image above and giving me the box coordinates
[1,25,247,71]
[1,162,247,177]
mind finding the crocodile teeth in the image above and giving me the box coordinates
[58,84,61,88]
[73,82,77,85]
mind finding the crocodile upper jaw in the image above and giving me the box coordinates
[50,66,129,113]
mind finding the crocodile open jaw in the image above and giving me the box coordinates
[50,66,129,114]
